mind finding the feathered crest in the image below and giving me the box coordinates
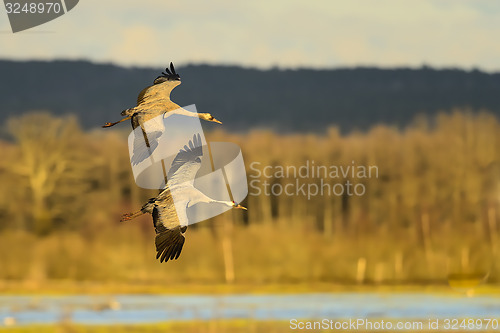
[154,62,181,84]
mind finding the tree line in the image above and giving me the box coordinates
[0,110,498,286]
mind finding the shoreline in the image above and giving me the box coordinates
[1,281,499,295]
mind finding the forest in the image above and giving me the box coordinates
[0,109,498,291]
[1,60,500,132]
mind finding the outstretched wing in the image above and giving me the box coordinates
[137,63,181,106]
[130,114,165,165]
[153,207,187,263]
[131,130,162,165]
[152,188,188,263]
[167,133,203,187]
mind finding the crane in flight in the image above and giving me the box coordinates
[103,62,222,166]
[102,63,222,129]
[120,134,246,263]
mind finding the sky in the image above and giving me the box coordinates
[1,0,500,71]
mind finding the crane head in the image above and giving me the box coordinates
[232,201,247,210]
[153,62,181,84]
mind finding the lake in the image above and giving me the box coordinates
[1,293,499,326]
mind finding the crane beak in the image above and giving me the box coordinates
[212,118,222,125]
[232,201,247,210]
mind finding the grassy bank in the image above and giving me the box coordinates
[3,319,500,333]
[0,320,284,333]
[0,280,499,296]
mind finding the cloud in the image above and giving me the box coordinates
[0,0,499,71]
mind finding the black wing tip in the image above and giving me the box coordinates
[157,243,184,263]
[192,133,202,148]
[178,133,203,154]
[155,227,186,263]
[153,62,181,84]
[193,133,202,147]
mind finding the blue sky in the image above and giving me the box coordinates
[1,0,499,71]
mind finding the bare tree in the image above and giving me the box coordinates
[7,112,82,234]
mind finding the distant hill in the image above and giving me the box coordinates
[1,59,499,132]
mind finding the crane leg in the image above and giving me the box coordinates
[102,116,131,128]
[120,210,144,222]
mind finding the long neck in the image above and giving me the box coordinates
[210,200,234,208]
[162,106,197,119]
[186,191,233,208]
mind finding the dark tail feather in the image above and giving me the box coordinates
[121,108,135,116]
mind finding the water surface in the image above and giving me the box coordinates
[1,293,499,325]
